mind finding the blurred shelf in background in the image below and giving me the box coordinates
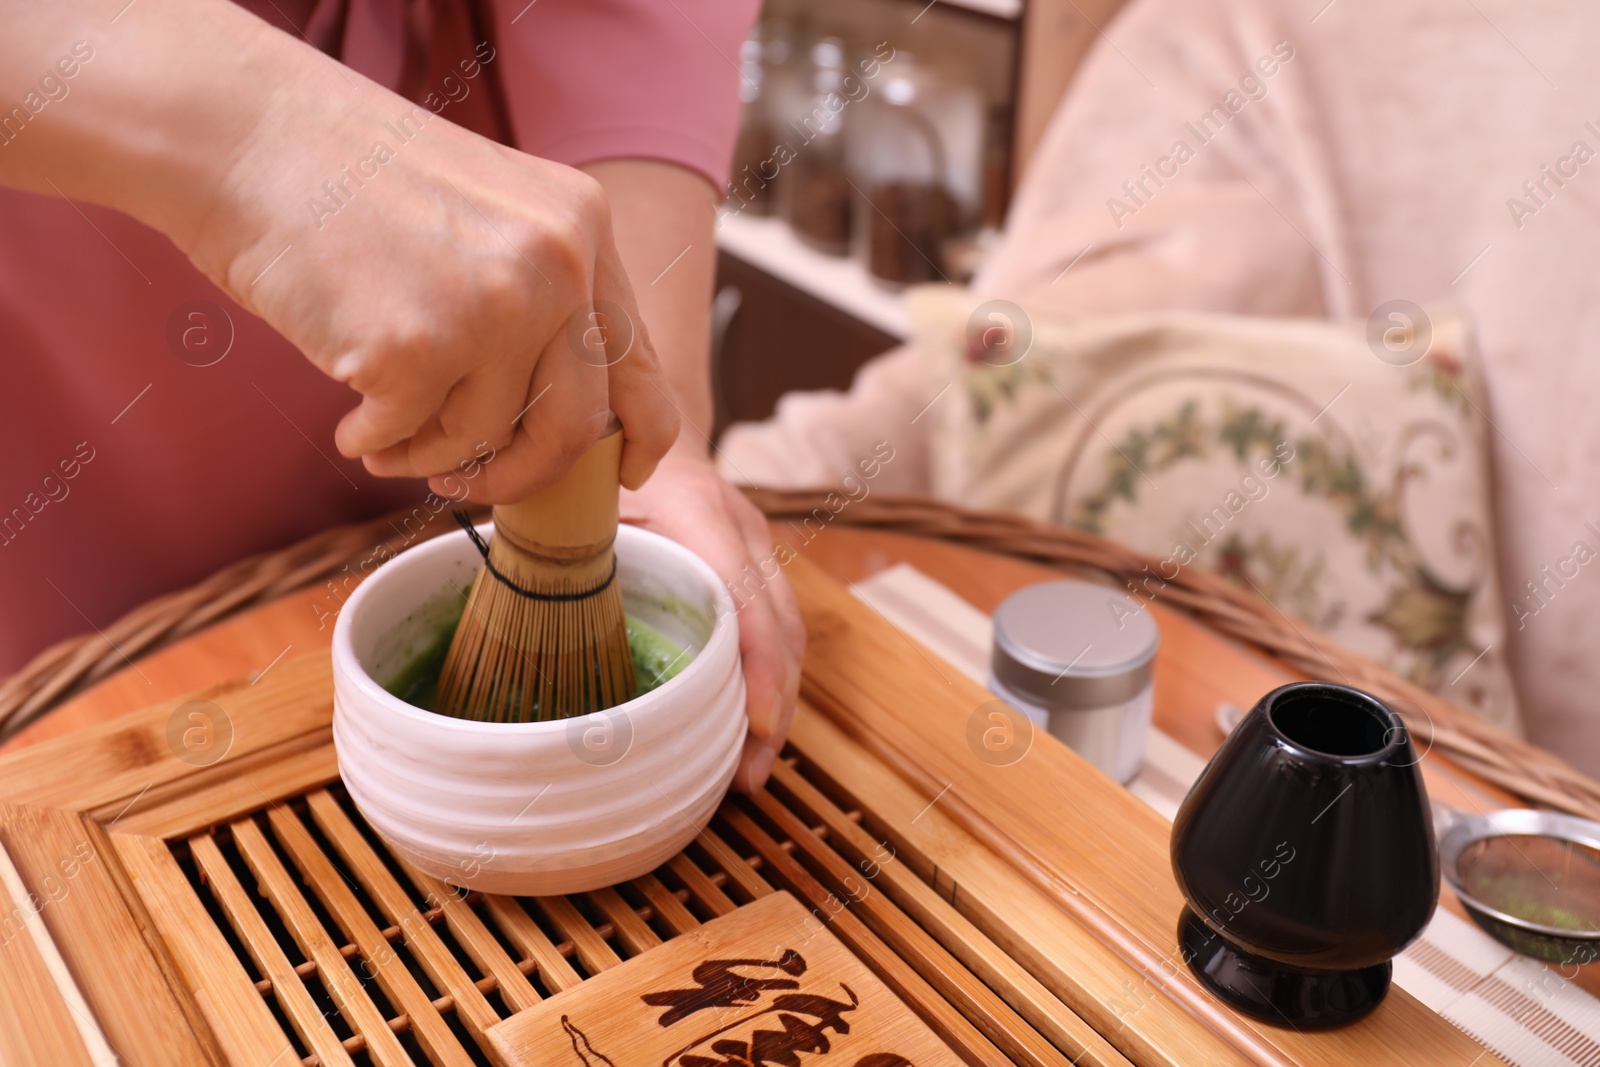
[716,213,911,341]
[709,0,1127,442]
[710,244,905,440]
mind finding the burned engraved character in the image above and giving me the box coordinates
[667,987,860,1066]
[557,948,915,1067]
[563,1016,619,1067]
[643,951,808,1026]
[561,948,915,1066]
[646,952,864,1066]
[564,1001,911,1067]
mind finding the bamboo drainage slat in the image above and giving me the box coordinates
[532,894,623,975]
[302,790,501,1038]
[230,816,415,1067]
[586,886,663,954]
[631,872,700,935]
[480,893,584,995]
[265,803,475,1067]
[719,802,1032,1067]
[753,764,1134,1067]
[380,844,544,1015]
[155,767,1113,1066]
[189,833,356,1067]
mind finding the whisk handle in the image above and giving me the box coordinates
[491,418,623,561]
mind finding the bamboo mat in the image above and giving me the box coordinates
[852,563,1600,1067]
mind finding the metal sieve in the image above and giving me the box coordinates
[1438,808,1600,965]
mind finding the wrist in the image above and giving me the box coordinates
[16,0,389,298]
[180,32,382,293]
[9,1,295,256]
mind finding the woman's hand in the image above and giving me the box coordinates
[621,449,805,791]
[193,63,679,499]
[0,0,678,501]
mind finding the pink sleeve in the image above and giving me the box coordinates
[490,0,758,190]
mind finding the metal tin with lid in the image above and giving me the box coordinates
[988,580,1159,782]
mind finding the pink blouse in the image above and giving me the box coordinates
[0,0,754,677]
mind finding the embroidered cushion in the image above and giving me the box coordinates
[909,288,1520,732]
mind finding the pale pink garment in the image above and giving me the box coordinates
[718,0,1600,771]
[0,0,754,678]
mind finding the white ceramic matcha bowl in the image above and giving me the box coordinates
[332,522,744,896]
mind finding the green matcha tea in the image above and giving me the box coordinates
[386,612,693,714]
[627,614,694,693]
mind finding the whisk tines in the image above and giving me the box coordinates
[434,423,635,723]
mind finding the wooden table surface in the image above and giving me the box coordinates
[6,523,1595,1001]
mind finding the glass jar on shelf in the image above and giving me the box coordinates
[849,50,983,286]
[782,36,854,256]
[727,20,795,217]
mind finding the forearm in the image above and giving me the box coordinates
[583,159,718,458]
[0,1,365,274]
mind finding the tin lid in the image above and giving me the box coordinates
[991,580,1159,711]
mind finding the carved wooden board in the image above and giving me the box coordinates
[486,891,963,1067]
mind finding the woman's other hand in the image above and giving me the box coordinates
[621,449,805,792]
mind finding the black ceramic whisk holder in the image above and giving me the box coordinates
[1170,682,1439,1029]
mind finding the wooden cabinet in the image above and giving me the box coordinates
[711,248,901,439]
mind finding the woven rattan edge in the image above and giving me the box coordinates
[3,488,1596,823]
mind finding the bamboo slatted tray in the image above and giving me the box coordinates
[0,557,1503,1067]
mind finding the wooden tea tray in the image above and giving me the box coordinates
[0,557,1501,1066]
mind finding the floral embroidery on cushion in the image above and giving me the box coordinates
[1074,401,1491,707]
[910,288,1519,731]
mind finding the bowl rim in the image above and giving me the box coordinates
[1258,681,1404,767]
[332,521,737,735]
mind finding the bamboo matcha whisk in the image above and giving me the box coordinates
[434,418,636,723]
